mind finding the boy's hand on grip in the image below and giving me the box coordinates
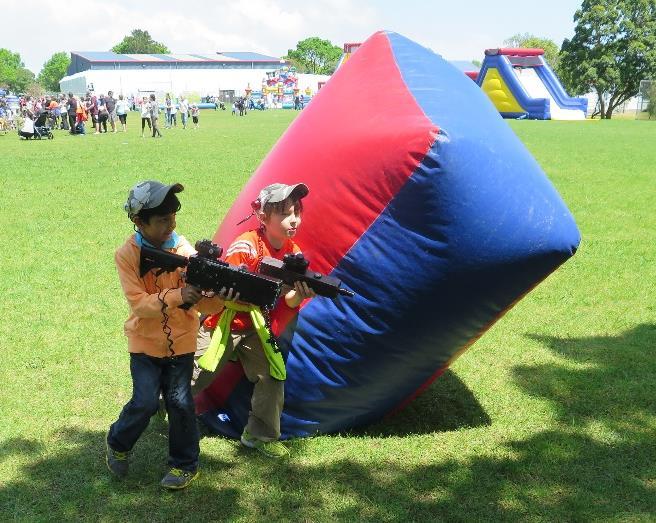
[181,285,203,305]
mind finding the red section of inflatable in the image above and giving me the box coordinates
[202,31,438,412]
[194,361,245,415]
[213,31,438,283]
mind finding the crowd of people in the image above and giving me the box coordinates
[2,89,307,140]
[0,96,20,132]
[3,91,203,139]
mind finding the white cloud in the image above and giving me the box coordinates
[6,0,372,72]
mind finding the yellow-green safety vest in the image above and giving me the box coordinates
[197,301,286,381]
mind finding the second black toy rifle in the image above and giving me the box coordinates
[258,253,355,299]
[139,240,282,309]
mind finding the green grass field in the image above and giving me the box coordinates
[1,112,654,522]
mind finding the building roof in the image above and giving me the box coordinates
[220,52,283,62]
[71,51,281,63]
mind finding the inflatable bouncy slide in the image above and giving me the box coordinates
[477,48,587,120]
[196,31,580,439]
[336,43,362,70]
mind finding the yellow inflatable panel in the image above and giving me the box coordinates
[481,68,524,114]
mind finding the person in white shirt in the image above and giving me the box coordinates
[115,94,129,132]
[170,101,178,127]
[19,112,35,139]
[140,96,151,137]
[178,96,189,129]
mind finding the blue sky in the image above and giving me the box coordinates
[5,0,583,74]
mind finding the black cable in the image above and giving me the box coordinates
[256,230,279,352]
[261,304,279,353]
[154,276,176,356]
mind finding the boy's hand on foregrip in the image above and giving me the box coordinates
[215,287,240,303]
[181,285,203,305]
[295,281,316,300]
[285,281,316,308]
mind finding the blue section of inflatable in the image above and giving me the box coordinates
[200,31,580,439]
[278,34,580,437]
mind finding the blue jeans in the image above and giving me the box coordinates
[108,352,199,472]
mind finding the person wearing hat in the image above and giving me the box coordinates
[195,182,316,458]
[106,180,234,489]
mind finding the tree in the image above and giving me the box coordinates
[17,67,36,90]
[284,37,342,75]
[504,33,561,71]
[111,29,170,54]
[38,52,71,92]
[0,48,35,92]
[559,0,656,119]
[26,81,44,98]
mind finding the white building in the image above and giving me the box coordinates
[59,51,328,100]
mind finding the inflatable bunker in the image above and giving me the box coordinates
[196,31,580,438]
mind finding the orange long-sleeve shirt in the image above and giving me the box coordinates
[115,234,224,357]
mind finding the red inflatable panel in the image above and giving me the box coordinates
[213,32,438,281]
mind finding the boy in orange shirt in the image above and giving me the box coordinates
[195,183,315,458]
[107,180,232,489]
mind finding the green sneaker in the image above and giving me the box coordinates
[240,429,290,458]
[160,468,199,489]
[105,438,129,478]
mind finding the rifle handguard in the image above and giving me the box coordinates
[258,254,354,299]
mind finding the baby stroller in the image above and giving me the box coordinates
[33,110,54,139]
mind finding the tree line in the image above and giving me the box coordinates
[2,1,655,119]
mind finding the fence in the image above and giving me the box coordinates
[636,79,655,120]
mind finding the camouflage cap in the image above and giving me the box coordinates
[124,180,184,218]
[258,183,309,207]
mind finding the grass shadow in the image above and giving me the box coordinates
[2,325,654,521]
[350,369,491,437]
[0,426,240,522]
[515,323,656,429]
[200,368,490,440]
[2,428,654,521]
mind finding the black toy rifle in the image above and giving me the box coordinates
[258,253,355,299]
[139,240,282,309]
